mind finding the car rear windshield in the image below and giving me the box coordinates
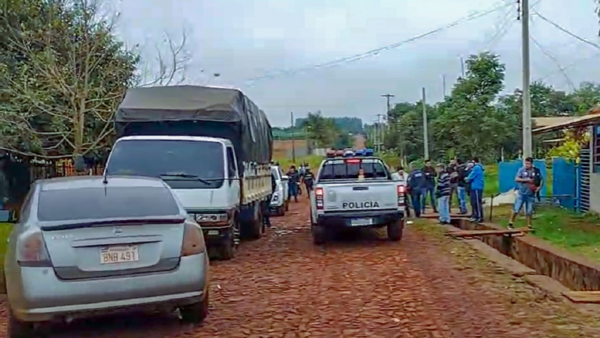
[318,158,389,181]
[37,186,181,222]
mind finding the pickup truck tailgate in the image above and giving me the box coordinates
[321,182,398,212]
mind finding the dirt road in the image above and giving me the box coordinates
[2,199,600,337]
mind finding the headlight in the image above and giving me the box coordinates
[194,213,228,223]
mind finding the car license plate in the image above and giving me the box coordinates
[207,230,219,236]
[351,218,373,226]
[100,245,139,264]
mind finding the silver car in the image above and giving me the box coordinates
[4,176,210,337]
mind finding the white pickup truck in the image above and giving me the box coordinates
[309,156,406,244]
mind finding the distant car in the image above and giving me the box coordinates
[4,176,210,338]
[269,165,289,215]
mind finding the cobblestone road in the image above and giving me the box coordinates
[1,200,600,337]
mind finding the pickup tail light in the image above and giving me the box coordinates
[397,185,406,207]
[181,221,207,256]
[17,229,52,267]
[315,187,324,210]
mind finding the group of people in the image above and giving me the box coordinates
[285,163,315,203]
[398,157,485,224]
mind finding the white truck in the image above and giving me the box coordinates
[269,165,289,216]
[309,156,406,244]
[104,85,273,260]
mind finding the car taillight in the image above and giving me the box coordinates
[397,185,405,207]
[17,229,52,267]
[315,187,324,210]
[181,221,206,256]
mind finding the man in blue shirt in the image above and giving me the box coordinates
[407,163,426,218]
[508,157,540,230]
[466,157,485,223]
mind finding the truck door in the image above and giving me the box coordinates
[226,146,241,207]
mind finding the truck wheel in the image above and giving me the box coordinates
[180,290,209,324]
[7,309,35,338]
[387,219,404,241]
[312,225,327,245]
[247,207,264,240]
[276,206,285,216]
[285,201,289,211]
[219,228,236,260]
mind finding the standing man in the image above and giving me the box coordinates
[455,159,468,214]
[395,166,410,217]
[422,159,437,214]
[466,157,485,223]
[303,167,315,198]
[407,163,426,218]
[435,163,451,224]
[508,157,541,230]
[286,165,299,203]
[447,158,459,210]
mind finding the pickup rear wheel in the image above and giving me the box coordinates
[312,225,327,245]
[387,219,404,242]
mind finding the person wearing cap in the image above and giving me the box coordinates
[435,163,451,224]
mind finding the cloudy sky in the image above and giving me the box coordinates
[115,0,600,127]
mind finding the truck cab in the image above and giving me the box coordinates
[104,135,243,258]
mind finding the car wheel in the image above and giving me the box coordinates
[387,219,404,241]
[312,225,327,245]
[7,310,35,338]
[180,291,209,324]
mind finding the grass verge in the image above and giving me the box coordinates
[487,204,600,262]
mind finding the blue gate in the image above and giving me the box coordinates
[579,149,591,212]
[552,157,578,210]
[498,159,547,196]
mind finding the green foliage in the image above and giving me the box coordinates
[0,0,138,159]
[296,111,352,149]
[296,116,363,134]
[382,51,600,163]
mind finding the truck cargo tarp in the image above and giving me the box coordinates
[115,86,272,165]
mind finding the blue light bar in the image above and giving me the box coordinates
[354,149,365,156]
[364,149,374,156]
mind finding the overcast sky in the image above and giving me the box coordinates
[115,0,600,127]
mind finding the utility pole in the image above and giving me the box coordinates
[442,75,447,97]
[290,112,296,163]
[381,94,394,121]
[460,57,465,77]
[521,0,532,159]
[376,114,384,153]
[421,87,430,160]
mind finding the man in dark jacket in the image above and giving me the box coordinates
[407,163,426,218]
[287,165,299,203]
[422,159,437,213]
[303,168,314,198]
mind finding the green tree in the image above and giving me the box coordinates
[0,0,139,159]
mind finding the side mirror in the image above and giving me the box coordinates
[281,175,289,181]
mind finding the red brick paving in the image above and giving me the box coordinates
[1,200,600,337]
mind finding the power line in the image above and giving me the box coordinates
[530,34,576,90]
[533,11,600,51]
[243,1,513,86]
[537,51,600,81]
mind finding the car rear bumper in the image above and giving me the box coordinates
[316,209,403,227]
[8,254,209,322]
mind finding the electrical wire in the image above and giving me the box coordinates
[530,34,576,90]
[242,0,514,86]
[483,7,517,51]
[536,51,600,81]
[533,10,600,51]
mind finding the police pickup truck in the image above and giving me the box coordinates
[309,154,406,245]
